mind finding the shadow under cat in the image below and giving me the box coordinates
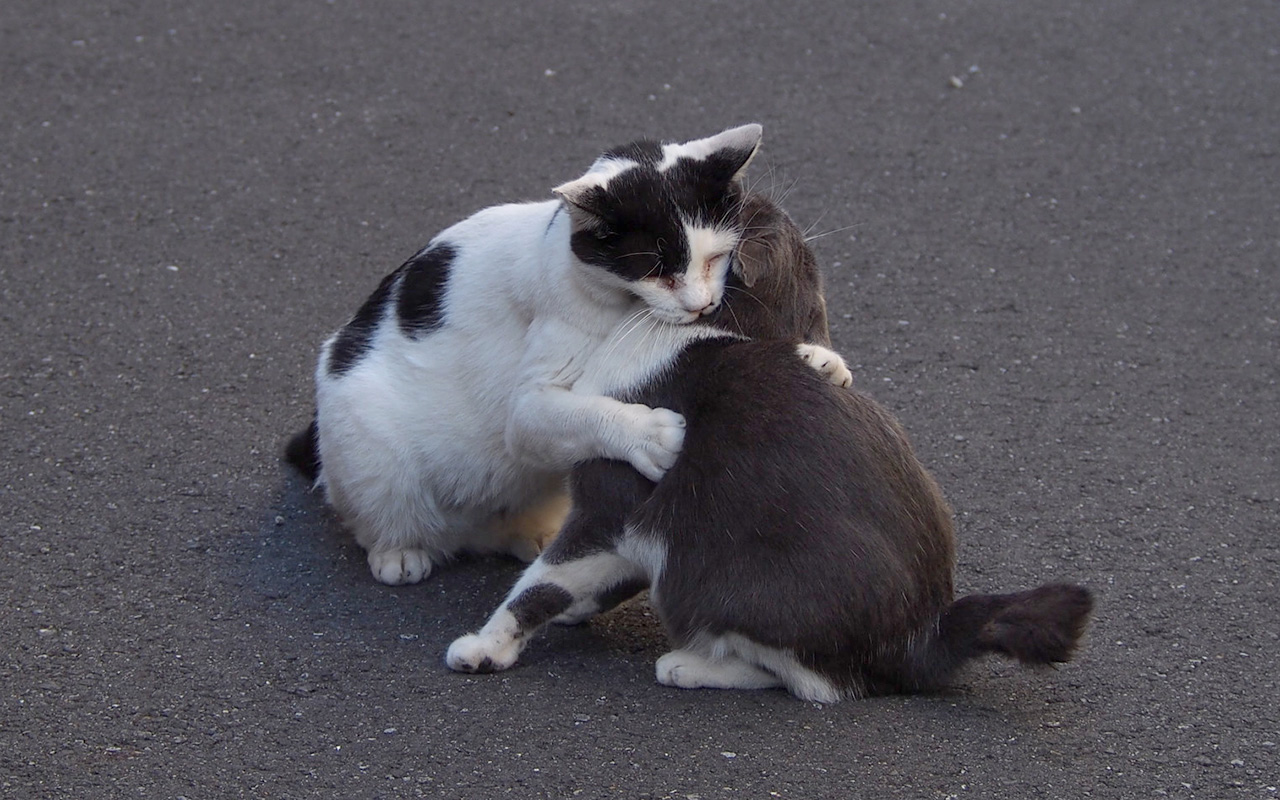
[251,469,669,663]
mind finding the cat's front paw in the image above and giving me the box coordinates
[623,405,686,482]
[368,548,433,585]
[446,632,520,674]
[796,343,853,388]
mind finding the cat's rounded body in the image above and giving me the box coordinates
[619,338,1089,700]
[310,201,603,580]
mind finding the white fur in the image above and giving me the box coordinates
[445,549,647,671]
[552,157,639,201]
[655,648,783,691]
[615,527,668,586]
[658,123,762,176]
[445,527,667,672]
[655,634,843,703]
[796,342,853,388]
[310,124,851,588]
[314,198,717,583]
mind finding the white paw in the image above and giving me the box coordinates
[368,548,433,585]
[655,647,785,691]
[796,343,853,388]
[655,651,705,688]
[624,405,686,481]
[446,632,520,674]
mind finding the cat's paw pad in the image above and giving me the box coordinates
[796,343,853,388]
[368,548,433,585]
[625,406,686,481]
[446,633,519,674]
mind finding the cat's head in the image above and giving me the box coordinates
[710,192,833,346]
[554,124,762,325]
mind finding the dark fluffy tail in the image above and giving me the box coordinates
[908,583,1093,691]
[284,418,321,482]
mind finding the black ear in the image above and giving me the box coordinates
[679,123,763,183]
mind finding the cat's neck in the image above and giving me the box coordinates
[576,320,740,398]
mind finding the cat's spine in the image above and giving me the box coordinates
[906,583,1093,690]
[284,418,322,482]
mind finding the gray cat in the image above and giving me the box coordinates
[446,186,1093,702]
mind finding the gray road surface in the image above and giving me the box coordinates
[3,1,1277,797]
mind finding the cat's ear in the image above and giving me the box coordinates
[680,123,763,183]
[553,174,609,232]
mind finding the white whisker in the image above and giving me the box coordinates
[804,222,864,242]
[600,306,655,364]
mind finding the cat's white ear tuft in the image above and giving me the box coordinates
[673,123,763,182]
[552,174,601,207]
[553,174,609,231]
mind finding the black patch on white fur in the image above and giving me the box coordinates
[326,242,457,377]
[509,583,574,631]
[326,270,397,377]
[566,139,752,284]
[397,242,456,336]
[601,139,664,165]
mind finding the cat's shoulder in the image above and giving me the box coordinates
[439,199,562,248]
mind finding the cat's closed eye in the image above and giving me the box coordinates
[703,253,729,274]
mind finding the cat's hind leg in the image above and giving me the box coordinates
[328,478,443,586]
[656,634,844,703]
[655,648,784,692]
[446,549,645,673]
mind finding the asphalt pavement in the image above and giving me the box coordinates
[3,1,1277,797]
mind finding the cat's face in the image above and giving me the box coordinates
[556,124,762,325]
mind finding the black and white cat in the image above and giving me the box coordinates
[445,208,1094,702]
[286,124,850,585]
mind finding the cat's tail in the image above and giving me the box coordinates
[284,418,322,482]
[907,583,1093,691]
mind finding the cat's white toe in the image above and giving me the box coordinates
[655,651,702,688]
[796,343,853,388]
[368,548,433,585]
[629,407,686,481]
[446,633,518,673]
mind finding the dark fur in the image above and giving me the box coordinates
[284,418,320,482]
[461,196,1092,699]
[588,338,1090,695]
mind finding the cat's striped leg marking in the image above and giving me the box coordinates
[446,550,645,673]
